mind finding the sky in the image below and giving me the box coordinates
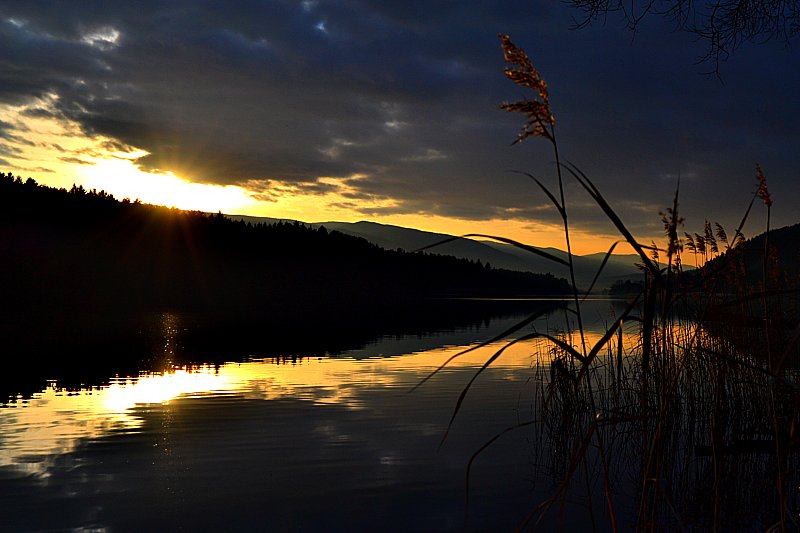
[0,1,797,254]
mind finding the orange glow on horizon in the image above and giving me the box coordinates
[2,100,638,255]
[79,158,257,214]
[237,198,636,256]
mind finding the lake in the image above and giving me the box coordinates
[0,298,635,531]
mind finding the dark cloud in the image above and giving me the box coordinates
[58,156,94,165]
[0,1,797,238]
[0,119,34,147]
[21,107,62,119]
[9,165,54,174]
[0,143,23,157]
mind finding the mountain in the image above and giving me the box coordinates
[699,221,800,285]
[317,220,532,267]
[311,222,648,291]
[479,240,643,291]
[0,175,572,323]
[233,217,644,291]
[737,221,800,278]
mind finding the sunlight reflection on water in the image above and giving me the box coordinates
[0,301,636,481]
[0,300,637,531]
[0,337,559,477]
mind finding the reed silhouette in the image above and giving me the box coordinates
[424,35,800,531]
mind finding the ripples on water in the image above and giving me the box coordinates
[1,301,624,531]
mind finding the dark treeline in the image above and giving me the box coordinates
[673,221,800,362]
[0,172,569,395]
[679,222,800,304]
[1,298,559,403]
[702,221,800,285]
[1,172,569,317]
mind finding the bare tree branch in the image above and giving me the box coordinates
[567,0,799,73]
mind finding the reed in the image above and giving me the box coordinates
[433,34,800,531]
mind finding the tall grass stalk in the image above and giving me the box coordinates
[424,34,800,531]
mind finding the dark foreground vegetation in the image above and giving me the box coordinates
[426,34,800,531]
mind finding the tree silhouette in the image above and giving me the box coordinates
[567,0,799,72]
[1,170,572,322]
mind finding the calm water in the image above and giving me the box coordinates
[1,300,625,531]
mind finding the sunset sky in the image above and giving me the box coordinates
[1,1,797,254]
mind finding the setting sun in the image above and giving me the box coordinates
[79,158,257,214]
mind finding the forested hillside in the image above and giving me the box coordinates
[1,172,571,324]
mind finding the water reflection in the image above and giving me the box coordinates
[1,301,637,480]
[0,337,552,478]
[2,298,576,402]
[1,300,648,531]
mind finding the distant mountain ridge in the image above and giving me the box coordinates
[231,216,644,291]
[1,174,574,325]
[700,221,800,283]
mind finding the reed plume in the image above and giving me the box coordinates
[498,33,555,143]
[756,163,773,207]
[490,34,797,532]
